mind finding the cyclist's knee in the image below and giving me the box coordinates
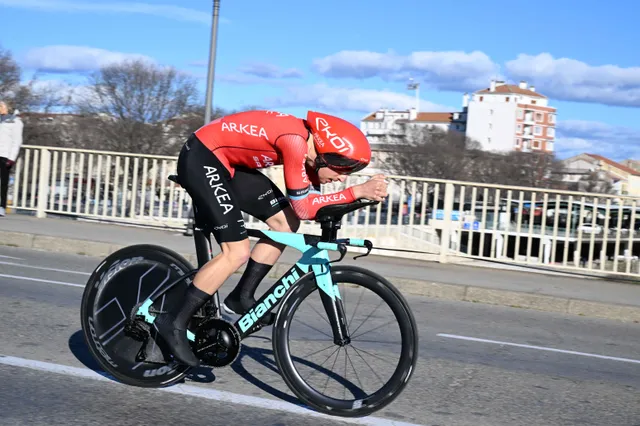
[220,239,251,269]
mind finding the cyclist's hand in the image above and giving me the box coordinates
[353,174,388,202]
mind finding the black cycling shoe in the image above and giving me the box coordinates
[153,284,211,367]
[154,314,200,367]
[222,295,275,326]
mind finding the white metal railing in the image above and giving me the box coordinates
[9,145,191,226]
[6,145,640,279]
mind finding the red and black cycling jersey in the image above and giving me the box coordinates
[194,110,356,220]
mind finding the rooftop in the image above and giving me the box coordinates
[585,153,640,176]
[362,111,458,123]
[475,83,546,99]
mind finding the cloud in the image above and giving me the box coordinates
[265,83,454,114]
[0,0,230,24]
[238,62,303,79]
[556,119,640,160]
[22,45,155,73]
[37,79,96,105]
[312,50,499,92]
[314,49,640,109]
[505,53,640,107]
[191,61,304,79]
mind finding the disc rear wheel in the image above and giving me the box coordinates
[80,244,198,387]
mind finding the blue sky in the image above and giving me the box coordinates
[1,0,640,160]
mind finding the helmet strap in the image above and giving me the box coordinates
[314,156,328,174]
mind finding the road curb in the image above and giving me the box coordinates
[2,230,639,323]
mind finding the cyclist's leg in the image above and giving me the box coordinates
[154,135,250,367]
[223,168,300,324]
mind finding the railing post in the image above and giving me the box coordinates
[439,182,455,263]
[36,149,51,218]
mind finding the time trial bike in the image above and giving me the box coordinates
[80,174,419,418]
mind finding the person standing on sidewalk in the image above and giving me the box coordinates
[0,101,24,217]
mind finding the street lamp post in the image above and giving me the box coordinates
[187,0,220,238]
[204,0,221,124]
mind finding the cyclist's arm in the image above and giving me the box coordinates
[276,134,356,220]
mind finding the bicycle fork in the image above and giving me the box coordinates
[320,291,351,346]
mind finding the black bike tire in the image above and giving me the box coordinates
[80,244,195,388]
[272,265,419,417]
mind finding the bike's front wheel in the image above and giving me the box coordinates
[272,265,419,417]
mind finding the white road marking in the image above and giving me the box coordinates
[0,254,24,260]
[0,273,84,288]
[0,355,422,426]
[0,261,92,275]
[437,333,640,364]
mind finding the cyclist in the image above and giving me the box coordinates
[155,110,388,367]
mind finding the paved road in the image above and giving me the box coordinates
[3,214,640,309]
[1,246,639,426]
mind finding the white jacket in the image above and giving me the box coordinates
[0,113,24,161]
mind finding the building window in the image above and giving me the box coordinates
[515,138,522,147]
[517,109,523,119]
[506,97,510,102]
[547,128,555,137]
[517,124,523,133]
[532,100,537,105]
[490,109,494,115]
[532,140,541,150]
[479,96,484,102]
[535,112,543,121]
[487,137,491,144]
[534,126,542,136]
[549,114,555,123]
[488,123,492,129]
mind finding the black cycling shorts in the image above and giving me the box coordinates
[177,134,290,244]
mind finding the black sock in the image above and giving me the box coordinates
[228,258,273,310]
[171,284,211,328]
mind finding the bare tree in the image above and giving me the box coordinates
[474,150,564,188]
[573,171,616,194]
[384,125,566,196]
[74,59,200,155]
[384,126,480,180]
[0,45,20,103]
[0,45,73,113]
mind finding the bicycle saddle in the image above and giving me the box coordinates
[315,200,379,223]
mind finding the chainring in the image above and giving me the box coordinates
[192,317,241,368]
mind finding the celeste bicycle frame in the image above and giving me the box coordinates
[131,200,375,343]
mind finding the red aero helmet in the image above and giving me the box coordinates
[306,111,371,174]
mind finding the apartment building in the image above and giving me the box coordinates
[360,108,466,144]
[360,108,467,174]
[360,79,556,156]
[465,80,557,153]
[561,153,640,196]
